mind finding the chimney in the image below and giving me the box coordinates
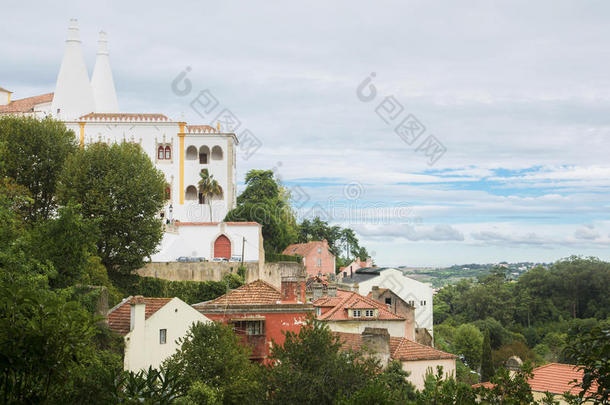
[281,275,306,303]
[327,284,337,297]
[130,296,146,332]
[362,327,391,368]
[312,282,324,300]
[371,286,382,301]
[91,30,119,112]
[51,19,95,120]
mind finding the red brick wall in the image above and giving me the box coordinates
[303,240,335,277]
[204,311,310,361]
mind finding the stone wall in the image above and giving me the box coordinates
[136,261,259,282]
[136,261,306,290]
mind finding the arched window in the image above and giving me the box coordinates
[165,146,171,160]
[186,146,197,160]
[185,186,197,200]
[199,146,210,164]
[211,146,223,160]
[157,146,164,160]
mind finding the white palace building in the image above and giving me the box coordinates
[0,19,263,263]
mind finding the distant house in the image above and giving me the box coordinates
[339,257,373,274]
[282,240,335,277]
[107,296,210,372]
[335,328,456,390]
[193,278,314,362]
[339,267,434,337]
[313,288,412,338]
[475,363,598,404]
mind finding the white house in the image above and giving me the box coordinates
[107,296,210,372]
[339,268,434,336]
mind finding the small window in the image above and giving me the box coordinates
[157,146,164,160]
[317,259,322,267]
[409,300,415,307]
[352,310,361,318]
[316,307,321,316]
[165,146,171,160]
[365,309,375,317]
[385,297,392,306]
[159,329,167,344]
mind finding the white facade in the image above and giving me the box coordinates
[326,319,406,338]
[152,222,263,262]
[355,268,434,336]
[401,358,455,390]
[123,297,210,372]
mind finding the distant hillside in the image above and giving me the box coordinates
[396,262,549,288]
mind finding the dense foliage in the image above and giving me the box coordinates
[58,141,166,277]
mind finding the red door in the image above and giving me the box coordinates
[214,235,231,259]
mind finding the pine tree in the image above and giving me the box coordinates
[481,330,495,382]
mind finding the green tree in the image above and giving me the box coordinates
[454,324,483,371]
[266,318,379,405]
[57,142,166,277]
[164,321,264,404]
[225,169,297,253]
[198,168,222,221]
[0,116,77,222]
[0,279,109,404]
[416,366,477,405]
[481,330,494,382]
[476,365,534,405]
[564,326,609,404]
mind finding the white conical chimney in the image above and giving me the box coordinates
[51,19,95,120]
[91,31,119,113]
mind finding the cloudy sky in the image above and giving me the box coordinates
[3,1,610,266]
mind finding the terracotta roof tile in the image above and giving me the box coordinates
[334,332,456,361]
[314,289,403,321]
[107,296,172,335]
[0,92,53,114]
[282,241,326,257]
[194,280,282,307]
[79,113,170,122]
[186,125,217,134]
[529,363,594,395]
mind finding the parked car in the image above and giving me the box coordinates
[211,257,228,262]
[177,256,206,262]
[177,256,189,262]
[229,256,242,262]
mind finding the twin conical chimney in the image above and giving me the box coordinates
[51,19,95,120]
[91,31,119,112]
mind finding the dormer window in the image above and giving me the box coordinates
[352,310,361,318]
[365,309,375,317]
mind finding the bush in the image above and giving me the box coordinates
[265,252,302,263]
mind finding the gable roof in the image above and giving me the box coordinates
[107,296,172,335]
[193,279,282,307]
[0,92,54,114]
[313,289,404,321]
[334,332,456,361]
[282,241,328,257]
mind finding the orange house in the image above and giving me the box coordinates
[282,239,336,277]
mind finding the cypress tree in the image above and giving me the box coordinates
[481,329,494,382]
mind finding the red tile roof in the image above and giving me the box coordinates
[529,363,592,395]
[107,297,172,335]
[334,332,456,361]
[282,241,328,257]
[186,125,217,134]
[0,92,53,114]
[194,280,282,307]
[79,113,170,122]
[313,289,404,321]
[472,363,596,396]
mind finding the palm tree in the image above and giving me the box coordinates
[198,169,222,221]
